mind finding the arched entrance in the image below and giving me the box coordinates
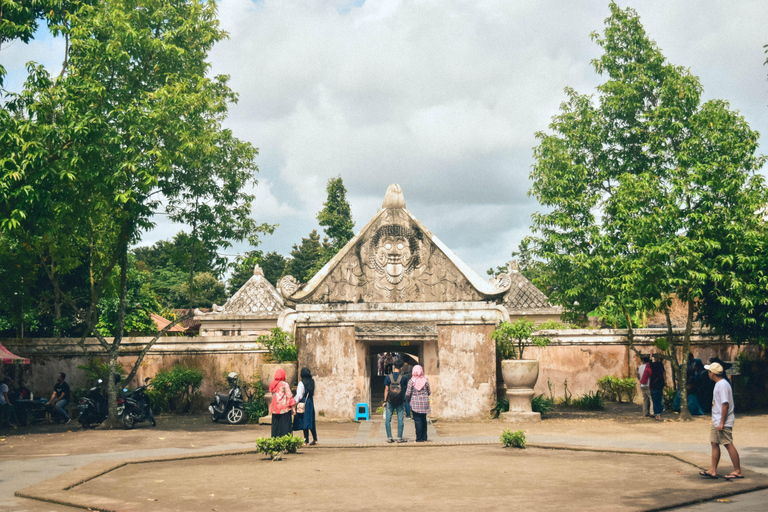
[366,343,422,406]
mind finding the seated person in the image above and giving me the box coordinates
[0,377,14,427]
[9,380,30,402]
[46,373,71,424]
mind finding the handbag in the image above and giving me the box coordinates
[296,391,309,414]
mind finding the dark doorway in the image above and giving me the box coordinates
[367,344,421,407]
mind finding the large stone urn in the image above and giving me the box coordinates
[259,363,298,424]
[500,359,541,422]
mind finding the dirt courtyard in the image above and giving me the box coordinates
[37,446,764,512]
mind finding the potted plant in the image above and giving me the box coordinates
[491,319,551,419]
[258,328,298,390]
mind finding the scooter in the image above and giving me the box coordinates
[117,377,156,429]
[77,379,108,429]
[209,372,246,424]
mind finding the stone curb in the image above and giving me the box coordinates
[15,443,768,512]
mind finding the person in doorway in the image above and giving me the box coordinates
[293,367,318,446]
[699,362,743,480]
[46,373,70,424]
[405,364,431,442]
[0,377,14,428]
[637,355,652,417]
[649,354,665,421]
[384,360,407,443]
[400,358,413,419]
[269,368,295,438]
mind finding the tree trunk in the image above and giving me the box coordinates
[665,309,678,391]
[678,300,695,421]
[99,227,130,429]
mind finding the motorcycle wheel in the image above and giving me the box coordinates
[121,413,135,430]
[149,412,156,427]
[226,407,244,425]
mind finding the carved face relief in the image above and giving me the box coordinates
[369,224,421,284]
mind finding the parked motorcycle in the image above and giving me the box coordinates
[78,379,109,429]
[209,372,246,424]
[117,377,156,429]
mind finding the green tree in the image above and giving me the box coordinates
[284,230,323,283]
[1,0,266,427]
[309,176,355,275]
[261,251,288,287]
[529,3,767,419]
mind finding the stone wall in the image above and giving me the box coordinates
[435,324,495,419]
[524,329,766,399]
[295,325,359,420]
[3,328,764,419]
[1,336,267,401]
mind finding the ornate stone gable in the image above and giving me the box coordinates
[220,265,285,316]
[280,185,512,304]
[502,262,558,310]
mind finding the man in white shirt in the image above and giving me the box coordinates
[699,362,742,480]
[0,377,14,428]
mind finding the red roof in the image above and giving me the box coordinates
[1,343,30,364]
[151,314,187,333]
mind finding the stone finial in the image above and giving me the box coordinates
[382,184,406,209]
[253,264,264,276]
[509,260,519,272]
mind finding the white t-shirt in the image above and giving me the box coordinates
[0,383,8,405]
[711,379,735,428]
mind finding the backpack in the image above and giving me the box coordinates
[387,373,404,405]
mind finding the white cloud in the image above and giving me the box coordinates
[5,0,767,277]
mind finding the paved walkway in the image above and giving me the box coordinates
[2,416,768,511]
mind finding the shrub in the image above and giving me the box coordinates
[536,320,572,330]
[258,328,298,363]
[597,376,638,403]
[490,397,510,419]
[531,393,555,416]
[245,381,269,421]
[500,429,526,448]
[150,364,205,413]
[573,391,604,410]
[77,358,125,383]
[597,376,617,401]
[256,435,305,460]
[491,319,552,360]
[663,387,676,410]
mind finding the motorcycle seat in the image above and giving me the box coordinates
[215,392,229,401]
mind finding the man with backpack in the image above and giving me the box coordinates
[383,359,408,443]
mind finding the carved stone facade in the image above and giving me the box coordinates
[195,265,285,337]
[280,185,512,305]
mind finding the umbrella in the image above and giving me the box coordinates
[0,343,30,364]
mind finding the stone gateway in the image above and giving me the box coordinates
[278,184,518,420]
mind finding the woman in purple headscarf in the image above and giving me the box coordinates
[405,365,431,442]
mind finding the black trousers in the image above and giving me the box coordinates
[413,412,428,442]
[303,428,317,443]
[271,412,293,438]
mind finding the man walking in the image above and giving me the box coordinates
[699,362,743,480]
[383,360,407,443]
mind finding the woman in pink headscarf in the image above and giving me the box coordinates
[269,368,295,437]
[405,365,431,442]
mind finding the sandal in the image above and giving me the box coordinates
[309,440,317,446]
[724,474,744,480]
[699,471,718,479]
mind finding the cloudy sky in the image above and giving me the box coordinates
[3,0,767,280]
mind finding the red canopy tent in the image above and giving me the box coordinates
[0,343,30,364]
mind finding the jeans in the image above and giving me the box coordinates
[55,399,69,421]
[650,389,663,416]
[404,399,411,418]
[413,412,428,442]
[385,402,405,440]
